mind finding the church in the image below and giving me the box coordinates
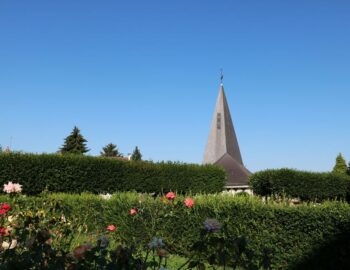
[203,79,251,189]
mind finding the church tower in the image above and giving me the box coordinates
[203,81,250,187]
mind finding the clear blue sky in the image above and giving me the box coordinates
[1,1,349,172]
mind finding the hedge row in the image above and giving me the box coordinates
[2,193,350,269]
[249,168,350,201]
[0,153,226,195]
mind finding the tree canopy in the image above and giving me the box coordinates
[332,153,348,175]
[100,143,123,157]
[131,146,142,161]
[60,126,89,155]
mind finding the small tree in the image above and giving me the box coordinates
[332,153,348,175]
[0,145,2,153]
[348,162,350,176]
[60,126,89,155]
[131,146,142,161]
[100,143,123,157]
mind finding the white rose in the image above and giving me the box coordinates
[2,239,17,250]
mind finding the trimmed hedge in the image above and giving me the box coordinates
[0,153,226,195]
[2,193,350,269]
[249,168,350,201]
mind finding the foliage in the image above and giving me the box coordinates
[249,168,350,201]
[1,192,350,269]
[0,153,226,195]
[100,143,123,158]
[0,196,83,269]
[180,220,272,270]
[332,153,348,175]
[60,126,89,155]
[0,193,272,270]
[131,146,142,161]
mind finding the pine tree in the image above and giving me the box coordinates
[131,146,142,161]
[0,145,2,153]
[332,153,348,175]
[60,126,89,155]
[348,162,350,176]
[100,143,123,157]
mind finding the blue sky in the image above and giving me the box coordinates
[0,1,349,172]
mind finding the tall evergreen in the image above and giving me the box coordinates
[60,126,89,155]
[131,146,142,161]
[332,153,348,175]
[348,162,350,176]
[0,145,2,153]
[100,143,123,157]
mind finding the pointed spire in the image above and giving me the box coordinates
[203,80,250,186]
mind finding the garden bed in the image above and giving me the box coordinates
[1,192,350,269]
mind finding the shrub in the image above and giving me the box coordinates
[0,153,225,195]
[249,168,350,201]
[0,192,272,270]
[1,193,350,269]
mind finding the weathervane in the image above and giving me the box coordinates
[220,68,224,84]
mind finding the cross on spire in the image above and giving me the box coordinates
[220,69,224,84]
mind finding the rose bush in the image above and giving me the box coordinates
[0,186,271,269]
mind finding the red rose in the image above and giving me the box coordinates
[184,198,194,208]
[0,209,6,215]
[106,224,117,232]
[165,192,176,200]
[129,208,138,216]
[1,203,11,211]
[0,228,7,236]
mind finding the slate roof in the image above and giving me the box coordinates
[203,83,250,186]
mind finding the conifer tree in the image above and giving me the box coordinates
[60,126,89,155]
[0,145,2,153]
[332,153,348,175]
[100,143,123,157]
[131,146,142,161]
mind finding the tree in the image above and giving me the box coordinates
[60,126,89,155]
[100,143,123,157]
[0,145,2,153]
[348,162,350,176]
[131,146,142,161]
[332,153,348,175]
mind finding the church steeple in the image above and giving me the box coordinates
[203,80,250,186]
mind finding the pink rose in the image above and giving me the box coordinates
[165,192,176,200]
[184,198,194,208]
[0,209,7,215]
[106,224,117,232]
[129,208,138,216]
[3,182,22,194]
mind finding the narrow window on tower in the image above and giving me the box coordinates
[217,113,221,129]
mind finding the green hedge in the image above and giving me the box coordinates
[2,193,350,269]
[0,153,225,195]
[249,168,350,201]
